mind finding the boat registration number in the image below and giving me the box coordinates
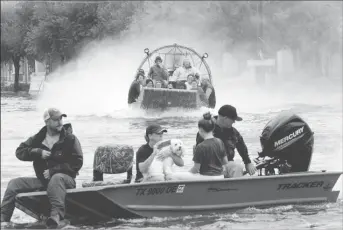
[136,184,185,196]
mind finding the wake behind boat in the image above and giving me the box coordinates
[13,112,342,225]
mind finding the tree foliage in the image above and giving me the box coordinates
[1,2,36,91]
[24,2,141,63]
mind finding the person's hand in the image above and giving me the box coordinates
[245,163,257,175]
[41,150,51,159]
[223,165,230,178]
[165,174,173,181]
[43,169,50,179]
[156,149,170,161]
[152,141,164,156]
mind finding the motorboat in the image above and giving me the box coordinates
[14,112,342,224]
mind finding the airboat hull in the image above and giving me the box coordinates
[15,171,342,224]
[140,88,201,110]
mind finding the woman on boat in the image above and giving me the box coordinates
[189,112,232,177]
[134,124,184,183]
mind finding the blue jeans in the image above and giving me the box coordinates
[1,173,75,222]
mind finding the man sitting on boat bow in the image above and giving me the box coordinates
[0,108,83,228]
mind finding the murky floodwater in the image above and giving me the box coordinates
[1,76,342,229]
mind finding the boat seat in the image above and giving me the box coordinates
[81,144,134,188]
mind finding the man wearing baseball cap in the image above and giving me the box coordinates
[133,123,184,183]
[147,56,169,87]
[195,105,257,177]
[1,108,83,228]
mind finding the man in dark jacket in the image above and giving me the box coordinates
[0,108,83,228]
[196,105,257,177]
[147,56,169,87]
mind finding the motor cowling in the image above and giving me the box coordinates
[258,111,314,173]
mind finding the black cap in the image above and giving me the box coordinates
[218,105,242,121]
[155,56,162,63]
[146,124,167,135]
[138,69,145,75]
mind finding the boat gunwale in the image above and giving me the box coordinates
[15,171,343,197]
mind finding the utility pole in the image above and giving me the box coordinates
[255,1,266,85]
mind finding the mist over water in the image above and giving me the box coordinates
[36,1,342,118]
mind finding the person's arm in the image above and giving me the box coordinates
[16,136,43,161]
[205,87,213,99]
[147,67,153,79]
[172,67,181,81]
[162,66,169,81]
[189,145,203,174]
[196,132,204,146]
[189,163,201,174]
[222,156,231,178]
[138,146,159,174]
[235,130,251,165]
[49,136,83,177]
[170,154,184,167]
[128,82,139,103]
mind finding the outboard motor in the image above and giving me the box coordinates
[255,112,314,175]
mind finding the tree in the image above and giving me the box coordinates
[25,2,99,63]
[1,2,35,91]
[25,1,141,68]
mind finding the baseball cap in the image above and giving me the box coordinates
[218,105,242,121]
[146,124,167,135]
[43,108,67,121]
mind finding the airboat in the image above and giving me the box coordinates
[128,43,216,110]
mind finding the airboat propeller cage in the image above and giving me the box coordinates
[259,112,314,172]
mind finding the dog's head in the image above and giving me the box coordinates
[169,139,185,157]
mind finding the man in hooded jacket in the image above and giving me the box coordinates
[0,108,83,228]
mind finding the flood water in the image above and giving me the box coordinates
[1,75,342,229]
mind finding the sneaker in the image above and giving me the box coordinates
[57,219,71,229]
[46,215,59,229]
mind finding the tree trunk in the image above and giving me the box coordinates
[12,55,21,92]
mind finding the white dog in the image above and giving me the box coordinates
[142,139,185,182]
